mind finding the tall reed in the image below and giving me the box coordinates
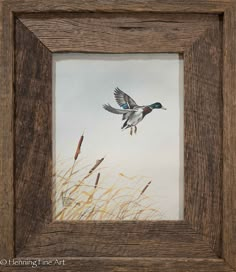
[54,133,160,220]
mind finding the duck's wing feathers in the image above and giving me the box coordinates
[114,87,138,109]
[103,104,135,115]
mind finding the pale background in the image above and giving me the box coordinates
[53,53,184,220]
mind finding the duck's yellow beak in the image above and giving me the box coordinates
[161,106,167,110]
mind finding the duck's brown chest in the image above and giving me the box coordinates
[142,107,152,117]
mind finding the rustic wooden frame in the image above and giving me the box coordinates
[0,1,235,271]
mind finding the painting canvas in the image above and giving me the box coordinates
[53,54,183,220]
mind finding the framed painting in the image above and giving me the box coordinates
[53,53,183,221]
[0,1,235,271]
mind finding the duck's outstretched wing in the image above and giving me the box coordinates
[103,104,134,114]
[114,87,138,109]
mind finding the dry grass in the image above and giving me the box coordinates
[53,133,161,220]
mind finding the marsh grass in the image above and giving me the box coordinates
[53,134,161,220]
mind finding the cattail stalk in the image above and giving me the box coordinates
[140,181,152,196]
[69,133,84,178]
[74,134,84,161]
[94,173,100,188]
[68,158,104,197]
[89,158,104,174]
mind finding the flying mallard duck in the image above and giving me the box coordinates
[103,87,166,135]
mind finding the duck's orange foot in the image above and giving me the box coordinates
[130,127,133,136]
[134,126,137,134]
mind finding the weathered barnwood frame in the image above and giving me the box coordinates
[0,1,235,271]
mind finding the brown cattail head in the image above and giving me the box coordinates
[89,158,104,174]
[140,181,152,196]
[74,134,84,160]
[94,173,100,188]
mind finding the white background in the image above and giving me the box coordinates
[54,53,184,220]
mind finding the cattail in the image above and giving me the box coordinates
[74,134,84,160]
[140,181,152,196]
[94,173,100,188]
[82,158,104,180]
[89,158,104,174]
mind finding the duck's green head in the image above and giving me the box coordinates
[150,102,167,110]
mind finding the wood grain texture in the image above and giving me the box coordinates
[18,13,219,53]
[223,7,236,270]
[4,0,232,13]
[18,221,216,258]
[14,12,225,262]
[0,1,14,258]
[184,22,223,256]
[0,258,234,272]
[15,19,52,255]
[0,2,233,271]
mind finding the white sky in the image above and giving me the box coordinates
[53,53,184,220]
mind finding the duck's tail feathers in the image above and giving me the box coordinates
[121,119,130,129]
